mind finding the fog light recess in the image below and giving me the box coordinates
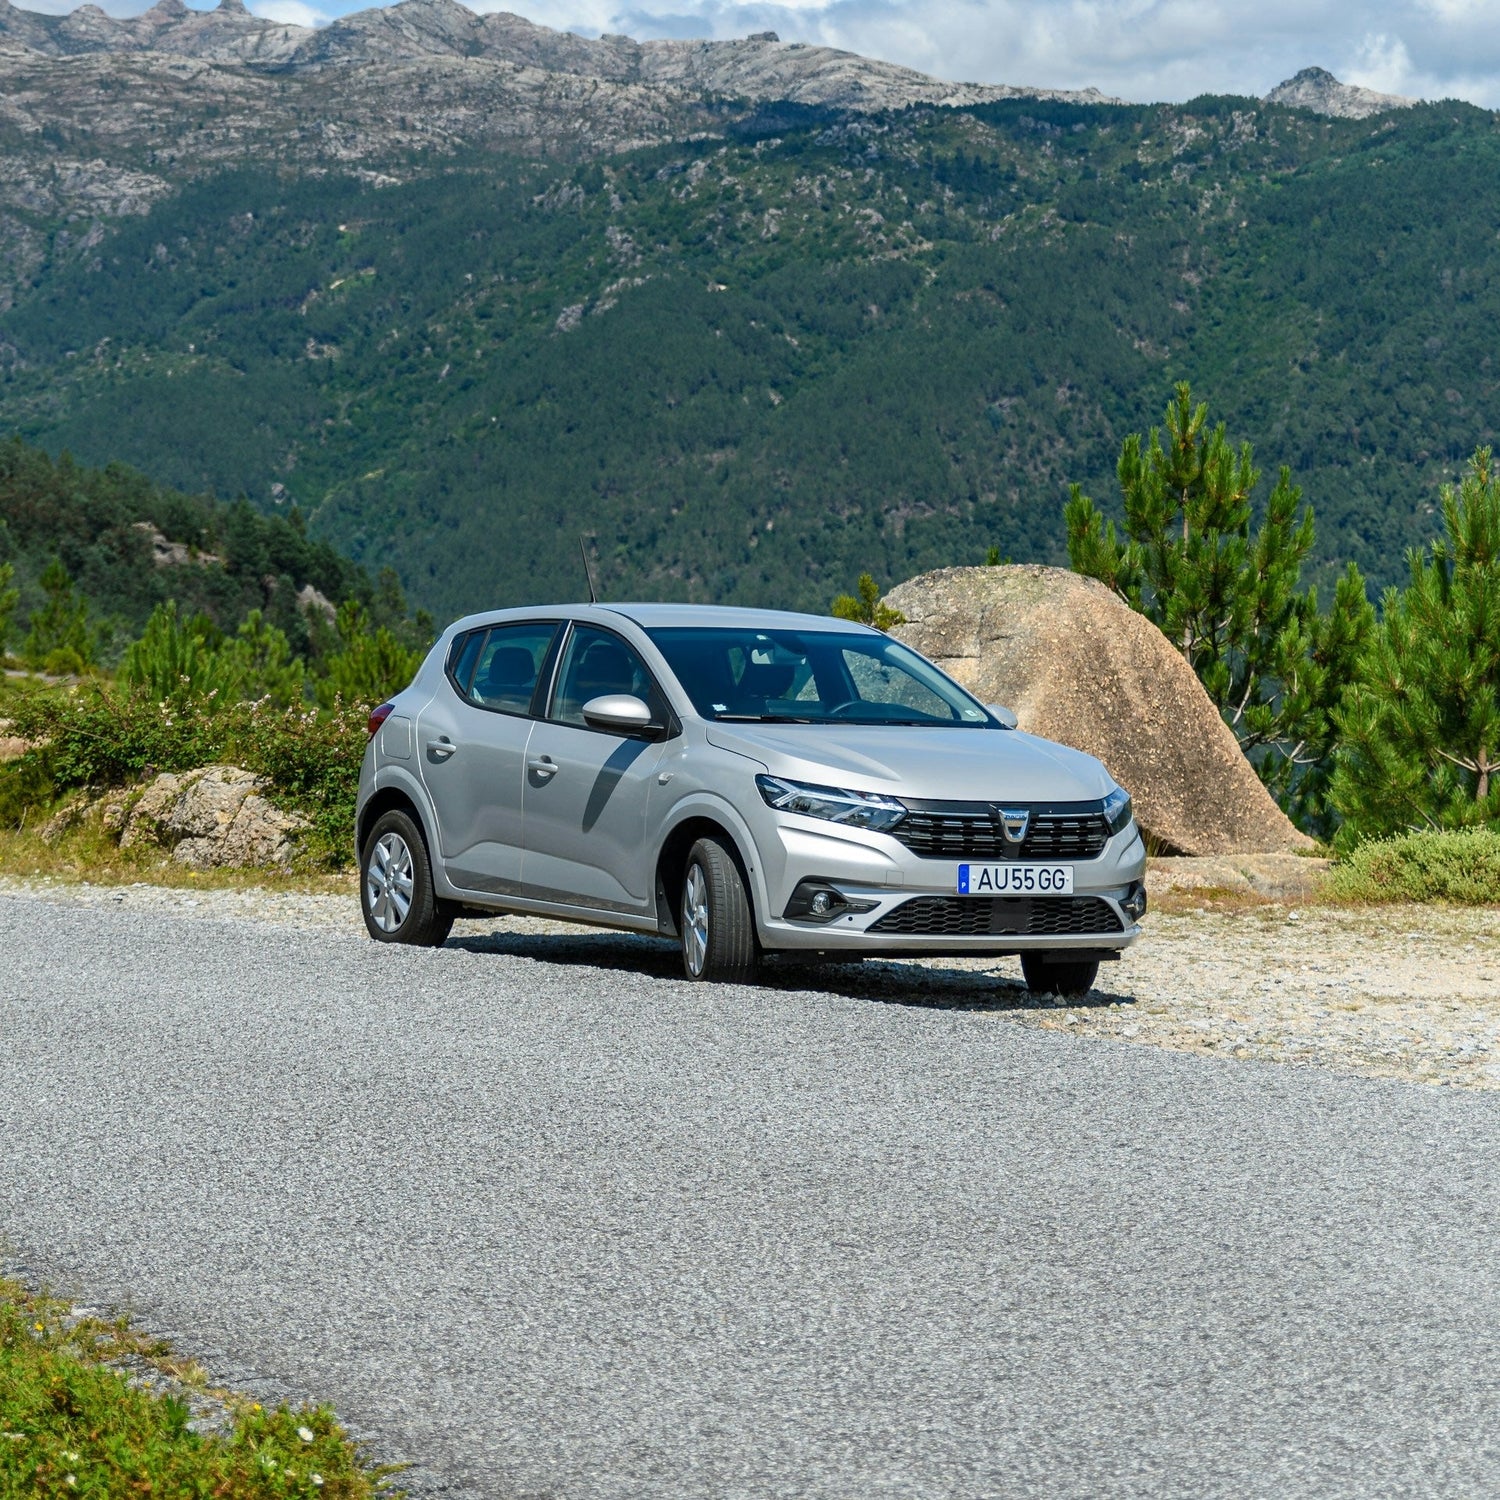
[1121,880,1148,922]
[784,880,878,925]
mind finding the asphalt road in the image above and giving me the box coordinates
[2,896,1498,1499]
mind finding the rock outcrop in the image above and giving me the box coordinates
[115,766,308,868]
[885,565,1313,856]
[0,0,1117,112]
[1264,67,1416,119]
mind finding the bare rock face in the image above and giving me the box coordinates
[885,565,1312,856]
[119,765,307,868]
[1264,67,1416,120]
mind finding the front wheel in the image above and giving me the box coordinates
[1021,953,1100,998]
[361,809,454,947]
[680,836,759,983]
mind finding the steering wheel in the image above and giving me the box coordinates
[826,700,865,719]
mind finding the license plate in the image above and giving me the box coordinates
[958,863,1074,895]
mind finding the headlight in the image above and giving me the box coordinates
[1102,786,1133,835]
[756,774,907,833]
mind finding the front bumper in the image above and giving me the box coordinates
[751,816,1147,956]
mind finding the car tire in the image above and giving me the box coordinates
[680,835,759,983]
[361,809,455,947]
[1021,953,1100,998]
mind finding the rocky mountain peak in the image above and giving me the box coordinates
[1264,65,1417,119]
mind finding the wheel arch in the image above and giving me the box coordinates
[653,812,759,940]
[358,779,436,862]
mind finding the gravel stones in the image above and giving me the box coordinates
[886,563,1311,856]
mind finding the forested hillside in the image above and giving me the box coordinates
[4,94,1499,616]
[0,438,411,665]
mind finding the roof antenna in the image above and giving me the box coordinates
[579,535,599,605]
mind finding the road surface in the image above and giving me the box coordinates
[1,897,1497,1498]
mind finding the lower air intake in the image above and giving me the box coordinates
[868,896,1124,938]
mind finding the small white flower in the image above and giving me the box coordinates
[298,1426,315,1444]
[65,1477,77,1489]
[312,1476,324,1488]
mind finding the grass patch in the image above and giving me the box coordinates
[1329,827,1500,905]
[0,1274,398,1498]
[0,821,354,894]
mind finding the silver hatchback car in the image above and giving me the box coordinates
[356,604,1147,995]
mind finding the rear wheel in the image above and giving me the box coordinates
[361,809,454,947]
[680,835,759,983]
[1021,953,1100,998]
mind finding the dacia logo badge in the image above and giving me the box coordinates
[994,806,1030,844]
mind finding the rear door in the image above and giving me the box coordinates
[416,620,560,899]
[520,623,668,917]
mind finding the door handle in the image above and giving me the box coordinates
[426,736,457,759]
[527,754,558,778]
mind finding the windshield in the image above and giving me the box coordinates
[646,626,995,727]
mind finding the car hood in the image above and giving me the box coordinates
[703,723,1116,803]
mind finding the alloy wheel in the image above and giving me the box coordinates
[367,831,415,933]
[683,862,710,977]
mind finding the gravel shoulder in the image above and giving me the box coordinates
[1,870,1495,1090]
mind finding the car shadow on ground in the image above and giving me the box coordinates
[447,924,1133,1013]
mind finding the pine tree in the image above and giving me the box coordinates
[831,574,906,632]
[1065,383,1372,830]
[1332,448,1500,842]
[0,562,17,657]
[23,560,95,673]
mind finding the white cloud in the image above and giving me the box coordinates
[248,0,332,22]
[1346,31,1416,94]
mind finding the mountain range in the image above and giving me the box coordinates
[0,0,1485,621]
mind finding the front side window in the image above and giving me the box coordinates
[452,622,559,715]
[647,627,992,726]
[550,625,663,728]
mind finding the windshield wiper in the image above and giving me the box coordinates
[713,713,820,724]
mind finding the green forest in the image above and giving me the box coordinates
[4,94,1500,622]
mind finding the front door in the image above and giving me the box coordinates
[521,624,667,917]
[417,621,560,899]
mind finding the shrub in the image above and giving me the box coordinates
[1330,828,1500,905]
[0,686,368,863]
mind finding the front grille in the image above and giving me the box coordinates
[895,808,1111,861]
[868,896,1123,938]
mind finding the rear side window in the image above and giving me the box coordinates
[452,623,559,716]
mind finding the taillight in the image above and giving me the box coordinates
[367,702,395,738]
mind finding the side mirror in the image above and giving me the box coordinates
[582,693,660,736]
[986,704,1019,730]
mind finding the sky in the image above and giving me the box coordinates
[19,0,1500,108]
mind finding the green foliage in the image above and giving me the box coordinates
[0,687,368,860]
[120,600,241,705]
[314,601,425,710]
[831,573,907,632]
[0,1276,388,1498]
[0,437,383,667]
[1066,383,1372,830]
[0,560,17,654]
[1332,449,1500,844]
[23,559,95,669]
[1330,828,1500,904]
[120,602,307,709]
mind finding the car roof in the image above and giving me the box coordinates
[602,603,873,633]
[440,602,876,636]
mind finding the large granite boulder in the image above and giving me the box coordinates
[885,565,1312,856]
